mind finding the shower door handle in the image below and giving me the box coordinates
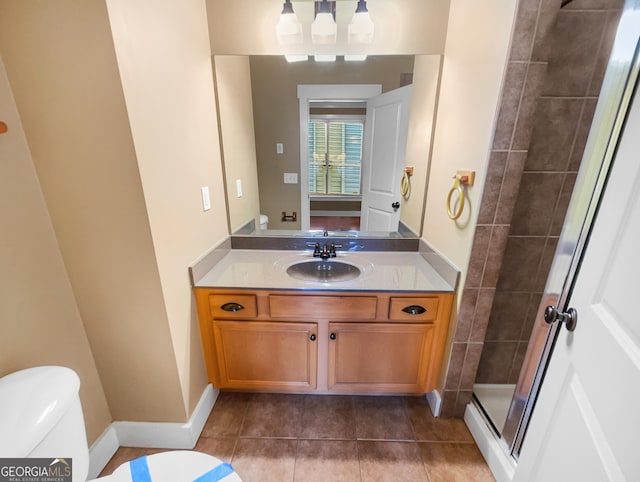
[544,305,578,332]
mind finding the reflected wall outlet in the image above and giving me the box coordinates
[236,179,243,197]
[201,186,211,211]
[276,143,284,154]
[284,173,298,184]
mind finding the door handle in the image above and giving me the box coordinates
[544,305,577,332]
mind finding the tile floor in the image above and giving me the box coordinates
[309,216,360,232]
[100,392,495,481]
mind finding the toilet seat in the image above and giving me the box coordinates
[91,451,241,482]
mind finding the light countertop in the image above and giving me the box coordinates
[194,249,455,292]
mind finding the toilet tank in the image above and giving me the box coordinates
[0,366,89,482]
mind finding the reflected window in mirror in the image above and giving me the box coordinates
[308,116,364,197]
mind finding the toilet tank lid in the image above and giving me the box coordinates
[0,366,80,456]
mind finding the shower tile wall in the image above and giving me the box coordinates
[440,0,623,417]
[475,0,622,386]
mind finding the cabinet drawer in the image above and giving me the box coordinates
[388,297,439,322]
[269,295,377,320]
[208,294,258,319]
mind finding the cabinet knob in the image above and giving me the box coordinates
[221,302,245,312]
[310,334,316,341]
[401,305,426,315]
[330,333,336,340]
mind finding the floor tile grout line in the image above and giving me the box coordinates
[403,396,421,443]
[291,438,300,482]
[215,434,479,444]
[355,440,364,482]
[229,393,251,462]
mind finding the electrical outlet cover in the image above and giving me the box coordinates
[284,173,298,184]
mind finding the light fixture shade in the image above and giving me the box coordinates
[276,1,303,45]
[285,54,309,62]
[348,1,374,44]
[344,54,368,61]
[312,1,337,44]
[314,54,337,62]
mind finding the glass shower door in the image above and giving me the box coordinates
[499,3,640,456]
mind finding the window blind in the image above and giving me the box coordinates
[308,120,363,195]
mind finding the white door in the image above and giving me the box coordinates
[513,77,640,480]
[360,85,412,232]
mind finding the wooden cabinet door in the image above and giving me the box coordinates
[328,322,434,394]
[213,320,318,391]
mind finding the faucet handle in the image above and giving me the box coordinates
[306,242,322,257]
[329,243,342,257]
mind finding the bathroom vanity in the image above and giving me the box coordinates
[193,249,455,395]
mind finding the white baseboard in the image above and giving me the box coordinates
[87,425,119,479]
[464,402,516,482]
[88,385,219,477]
[426,390,442,416]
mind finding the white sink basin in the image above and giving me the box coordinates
[286,260,361,282]
[273,252,374,284]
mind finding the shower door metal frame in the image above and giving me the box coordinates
[499,0,640,458]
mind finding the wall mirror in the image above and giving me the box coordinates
[214,54,441,238]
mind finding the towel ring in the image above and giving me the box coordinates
[400,171,411,199]
[446,177,465,220]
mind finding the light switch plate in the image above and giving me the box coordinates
[284,173,298,184]
[276,143,284,154]
[201,186,211,211]
[236,179,243,197]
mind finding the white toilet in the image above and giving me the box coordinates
[259,214,268,230]
[0,366,241,482]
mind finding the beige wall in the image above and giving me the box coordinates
[423,0,517,294]
[105,0,227,415]
[0,57,112,444]
[421,0,516,391]
[206,0,449,56]
[0,0,189,425]
[401,55,442,235]
[249,55,416,230]
[213,56,262,233]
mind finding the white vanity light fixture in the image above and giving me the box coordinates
[276,0,303,45]
[279,1,373,62]
[311,0,337,44]
[348,0,374,44]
